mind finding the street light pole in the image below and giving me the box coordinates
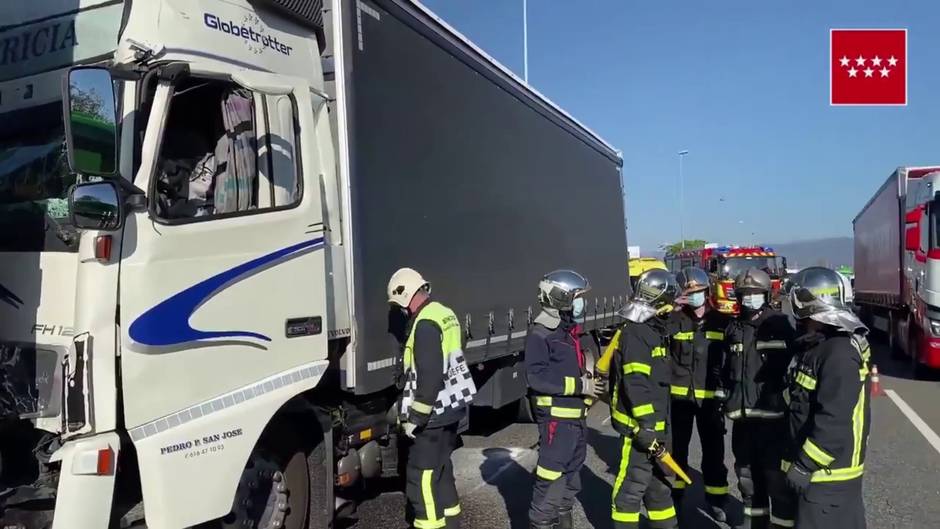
[523,0,529,82]
[678,150,689,249]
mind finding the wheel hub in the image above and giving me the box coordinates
[222,453,290,529]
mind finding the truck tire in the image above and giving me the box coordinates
[889,311,903,359]
[206,420,330,529]
[910,327,926,380]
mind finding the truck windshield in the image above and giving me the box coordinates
[721,256,775,279]
[0,101,79,253]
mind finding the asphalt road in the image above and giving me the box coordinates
[344,339,940,528]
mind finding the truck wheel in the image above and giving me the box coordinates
[211,422,330,529]
[910,328,924,380]
[889,312,903,359]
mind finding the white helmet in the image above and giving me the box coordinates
[387,267,430,307]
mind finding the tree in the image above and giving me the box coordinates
[69,85,107,121]
[663,239,708,254]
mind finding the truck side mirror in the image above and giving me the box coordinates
[905,225,920,251]
[70,181,123,231]
[64,67,118,176]
[781,257,788,270]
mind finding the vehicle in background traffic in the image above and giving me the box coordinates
[665,245,787,313]
[0,1,628,527]
[629,256,667,290]
[854,166,940,374]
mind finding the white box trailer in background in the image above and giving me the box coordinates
[0,0,628,527]
[854,166,940,374]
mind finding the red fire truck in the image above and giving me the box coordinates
[664,245,787,313]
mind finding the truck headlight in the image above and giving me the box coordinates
[930,319,940,337]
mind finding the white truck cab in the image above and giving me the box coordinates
[0,1,629,527]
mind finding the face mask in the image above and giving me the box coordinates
[688,292,706,308]
[572,297,585,319]
[742,294,765,311]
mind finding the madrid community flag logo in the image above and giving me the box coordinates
[830,29,907,106]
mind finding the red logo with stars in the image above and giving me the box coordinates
[830,29,907,106]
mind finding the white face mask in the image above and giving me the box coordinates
[742,293,765,310]
[572,297,585,319]
[688,292,706,308]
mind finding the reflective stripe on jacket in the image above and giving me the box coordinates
[403,302,476,425]
[723,309,796,420]
[525,320,588,421]
[610,318,671,436]
[668,309,729,403]
[786,331,871,483]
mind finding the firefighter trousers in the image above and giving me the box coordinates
[406,422,461,529]
[670,398,729,506]
[529,417,587,524]
[797,479,866,529]
[611,435,678,529]
[731,419,795,529]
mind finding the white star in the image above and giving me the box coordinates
[839,55,850,67]
[848,67,858,77]
[864,68,874,77]
[872,55,882,67]
[880,67,890,77]
[888,55,899,67]
[855,55,866,66]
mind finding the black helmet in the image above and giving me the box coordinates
[676,267,710,295]
[632,269,679,309]
[787,267,847,319]
[538,270,590,311]
[734,267,771,294]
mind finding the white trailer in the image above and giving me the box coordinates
[0,1,627,527]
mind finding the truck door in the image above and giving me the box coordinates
[118,70,330,433]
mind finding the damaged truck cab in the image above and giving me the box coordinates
[0,1,628,528]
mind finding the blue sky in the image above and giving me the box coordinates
[421,0,940,252]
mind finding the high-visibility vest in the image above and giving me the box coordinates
[402,302,477,418]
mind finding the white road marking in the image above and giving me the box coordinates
[469,447,534,494]
[885,389,940,457]
[602,414,612,425]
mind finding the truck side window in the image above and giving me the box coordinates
[152,77,300,221]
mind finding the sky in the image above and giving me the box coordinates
[420,0,940,252]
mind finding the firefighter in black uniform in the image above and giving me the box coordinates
[783,267,871,529]
[388,268,478,529]
[526,270,601,529]
[723,268,797,529]
[667,267,730,520]
[609,269,679,529]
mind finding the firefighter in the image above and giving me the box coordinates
[723,268,797,529]
[783,267,871,529]
[526,269,600,529]
[609,269,679,529]
[667,267,730,520]
[388,268,478,529]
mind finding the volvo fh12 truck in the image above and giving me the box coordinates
[854,166,940,376]
[0,0,628,527]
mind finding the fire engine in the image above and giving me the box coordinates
[665,245,787,313]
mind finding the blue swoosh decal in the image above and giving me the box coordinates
[129,238,325,347]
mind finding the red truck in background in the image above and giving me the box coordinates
[854,166,940,374]
[665,245,787,314]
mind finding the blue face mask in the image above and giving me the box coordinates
[572,297,585,319]
[688,292,706,308]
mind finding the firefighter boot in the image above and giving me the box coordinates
[557,508,573,529]
[706,496,728,523]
